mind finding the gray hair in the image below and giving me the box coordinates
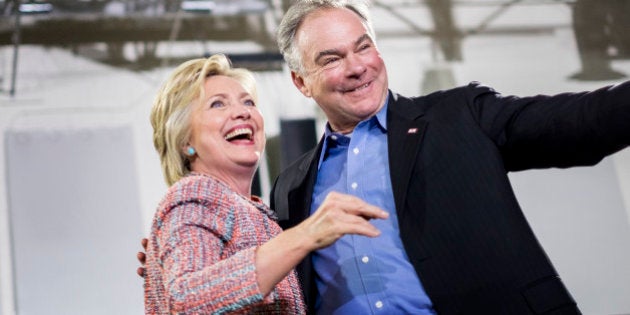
[276,0,375,75]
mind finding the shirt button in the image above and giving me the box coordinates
[361,256,369,263]
[330,135,338,140]
[351,182,358,190]
[375,301,383,309]
[353,147,359,154]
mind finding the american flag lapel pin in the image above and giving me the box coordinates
[408,128,418,134]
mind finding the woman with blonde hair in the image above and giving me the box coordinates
[143,54,388,314]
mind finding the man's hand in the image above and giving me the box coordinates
[136,238,148,278]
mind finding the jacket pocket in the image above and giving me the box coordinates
[521,276,577,314]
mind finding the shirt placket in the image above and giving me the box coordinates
[347,121,389,314]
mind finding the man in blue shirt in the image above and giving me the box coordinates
[271,0,630,314]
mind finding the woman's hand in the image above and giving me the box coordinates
[255,192,388,295]
[136,238,148,278]
[296,191,389,251]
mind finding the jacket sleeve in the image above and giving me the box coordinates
[464,81,630,171]
[269,175,282,220]
[156,199,264,314]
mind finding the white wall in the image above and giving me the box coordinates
[1,2,630,314]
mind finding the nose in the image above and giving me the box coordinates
[233,104,251,120]
[345,53,366,78]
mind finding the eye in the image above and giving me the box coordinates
[210,100,225,108]
[324,57,338,65]
[244,99,255,107]
[359,43,371,51]
[322,57,341,69]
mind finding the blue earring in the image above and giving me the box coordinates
[187,146,196,156]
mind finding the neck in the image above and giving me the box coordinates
[221,175,253,197]
[328,95,388,134]
[330,125,356,134]
[192,166,256,197]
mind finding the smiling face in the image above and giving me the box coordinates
[188,75,265,189]
[291,7,389,133]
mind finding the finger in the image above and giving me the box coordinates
[355,224,381,237]
[327,209,382,233]
[137,251,146,264]
[306,219,381,249]
[141,238,148,250]
[343,202,389,220]
[337,218,382,238]
[323,192,388,219]
[137,267,146,278]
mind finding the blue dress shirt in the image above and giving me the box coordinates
[310,99,436,314]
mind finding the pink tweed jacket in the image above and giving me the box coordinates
[144,173,306,314]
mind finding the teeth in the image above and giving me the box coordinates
[225,128,253,141]
[349,83,369,92]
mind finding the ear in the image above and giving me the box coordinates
[182,144,196,157]
[291,71,312,98]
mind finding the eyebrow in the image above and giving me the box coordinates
[314,34,372,64]
[207,91,250,100]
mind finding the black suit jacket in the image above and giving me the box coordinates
[270,81,630,314]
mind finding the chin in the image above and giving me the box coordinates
[240,156,261,167]
[357,100,382,114]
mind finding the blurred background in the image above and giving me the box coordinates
[1,0,630,314]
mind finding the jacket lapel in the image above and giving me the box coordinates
[387,93,428,214]
[285,138,324,223]
[282,92,428,222]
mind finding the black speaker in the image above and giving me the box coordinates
[279,118,318,169]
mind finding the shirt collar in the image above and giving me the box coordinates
[374,94,389,131]
[322,92,390,138]
[319,92,390,167]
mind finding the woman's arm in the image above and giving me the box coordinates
[156,191,387,312]
[156,201,263,314]
[255,192,388,295]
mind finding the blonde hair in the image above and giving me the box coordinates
[150,54,258,186]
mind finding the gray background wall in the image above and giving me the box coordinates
[1,1,630,314]
[5,127,144,315]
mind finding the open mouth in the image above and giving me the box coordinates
[224,127,253,142]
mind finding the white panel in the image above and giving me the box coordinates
[5,127,144,315]
[510,157,630,315]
